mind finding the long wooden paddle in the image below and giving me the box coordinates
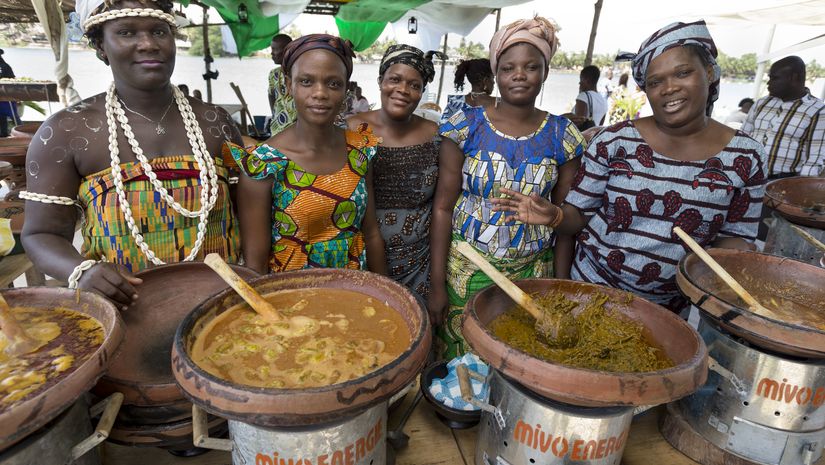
[673,227,781,321]
[203,254,282,322]
[454,241,578,347]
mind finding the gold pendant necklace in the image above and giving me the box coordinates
[119,98,173,135]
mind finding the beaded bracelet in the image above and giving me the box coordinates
[68,260,99,289]
[19,191,76,205]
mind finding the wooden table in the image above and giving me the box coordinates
[103,386,771,465]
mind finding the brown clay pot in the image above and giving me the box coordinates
[172,269,431,427]
[94,262,259,407]
[765,176,825,228]
[462,279,707,407]
[677,248,825,358]
[0,288,124,451]
[10,122,41,139]
[0,137,29,166]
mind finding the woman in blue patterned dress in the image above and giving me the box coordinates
[430,17,585,358]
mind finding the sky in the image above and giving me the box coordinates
[285,0,825,63]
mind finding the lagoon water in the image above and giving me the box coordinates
[5,46,766,123]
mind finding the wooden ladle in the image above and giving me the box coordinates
[673,227,782,321]
[0,293,40,356]
[454,242,578,347]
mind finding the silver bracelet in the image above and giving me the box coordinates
[67,260,99,289]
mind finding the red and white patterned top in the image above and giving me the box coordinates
[566,121,766,312]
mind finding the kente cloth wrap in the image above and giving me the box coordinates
[616,20,721,116]
[489,16,560,72]
[78,151,240,273]
[436,235,554,360]
[230,127,379,273]
[372,133,440,306]
[282,34,355,79]
[378,44,447,84]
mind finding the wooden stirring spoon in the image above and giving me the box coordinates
[454,242,578,347]
[673,227,782,321]
[0,293,40,355]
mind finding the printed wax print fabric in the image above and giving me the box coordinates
[436,106,583,359]
[566,121,766,312]
[268,66,297,135]
[230,128,379,273]
[439,106,585,260]
[439,94,467,126]
[77,153,240,273]
[373,137,439,306]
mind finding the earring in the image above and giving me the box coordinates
[495,96,500,108]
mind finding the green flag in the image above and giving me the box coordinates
[335,18,386,52]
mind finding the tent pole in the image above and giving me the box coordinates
[495,8,501,31]
[752,24,776,100]
[436,33,448,106]
[584,0,603,66]
[202,5,213,103]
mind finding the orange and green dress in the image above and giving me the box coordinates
[78,150,241,272]
[230,128,379,272]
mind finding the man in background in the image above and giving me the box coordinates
[267,34,296,136]
[742,55,824,178]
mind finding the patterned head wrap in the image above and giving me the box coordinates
[617,20,721,116]
[76,0,176,33]
[282,34,356,79]
[379,44,447,84]
[489,16,560,73]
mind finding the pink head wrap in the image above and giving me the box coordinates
[489,16,560,73]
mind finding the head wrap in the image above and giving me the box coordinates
[76,0,177,33]
[282,34,356,80]
[489,16,560,73]
[616,20,721,116]
[378,44,446,84]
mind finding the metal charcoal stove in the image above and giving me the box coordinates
[473,370,633,465]
[671,249,825,465]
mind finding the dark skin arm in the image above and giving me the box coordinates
[551,158,580,279]
[237,174,274,275]
[362,168,387,275]
[428,138,464,326]
[21,116,142,309]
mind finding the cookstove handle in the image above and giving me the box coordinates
[192,404,234,451]
[457,364,506,429]
[802,441,820,465]
[708,356,749,397]
[69,392,124,461]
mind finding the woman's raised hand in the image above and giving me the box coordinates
[491,187,562,226]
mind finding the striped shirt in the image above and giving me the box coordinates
[566,121,765,311]
[741,91,825,177]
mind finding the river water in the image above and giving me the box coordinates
[4,46,762,123]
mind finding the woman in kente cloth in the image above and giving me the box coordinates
[231,35,387,275]
[512,20,765,313]
[439,58,495,125]
[21,0,242,310]
[430,17,585,358]
[346,44,445,311]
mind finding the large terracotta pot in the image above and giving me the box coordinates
[172,269,431,427]
[0,288,124,451]
[765,176,825,228]
[463,279,707,407]
[10,122,41,139]
[677,248,825,358]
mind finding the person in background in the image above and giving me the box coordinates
[724,97,753,129]
[231,34,387,276]
[177,83,189,97]
[568,65,607,130]
[742,56,824,178]
[192,89,203,100]
[347,44,444,307]
[22,0,242,309]
[598,66,615,99]
[545,20,766,314]
[268,33,296,136]
[439,58,494,125]
[353,85,370,113]
[431,17,585,358]
[0,49,19,137]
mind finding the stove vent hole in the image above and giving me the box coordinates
[503,441,509,447]
[774,411,781,417]
[742,401,749,406]
[530,459,536,463]
[804,416,810,421]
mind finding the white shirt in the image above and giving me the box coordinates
[576,90,608,126]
